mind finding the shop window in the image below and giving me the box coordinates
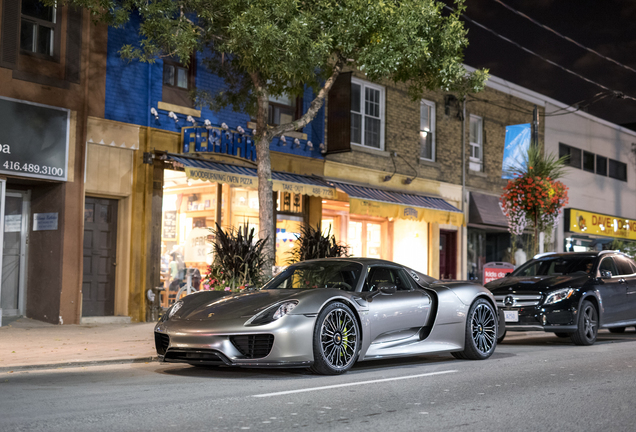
[559,143,581,169]
[277,192,303,214]
[276,214,303,265]
[351,78,385,150]
[420,100,435,161]
[348,220,384,259]
[608,159,627,182]
[583,151,595,172]
[20,0,58,57]
[162,57,196,108]
[469,115,483,171]
[596,155,607,176]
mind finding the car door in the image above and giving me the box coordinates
[614,256,636,321]
[596,256,629,323]
[364,266,432,344]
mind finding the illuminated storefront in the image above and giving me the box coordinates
[564,208,636,252]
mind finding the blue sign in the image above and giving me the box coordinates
[502,123,531,179]
[182,126,256,161]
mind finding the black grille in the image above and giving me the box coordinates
[155,332,170,356]
[164,349,227,365]
[230,334,275,359]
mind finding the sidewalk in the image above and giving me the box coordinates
[0,317,157,372]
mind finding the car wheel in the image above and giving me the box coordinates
[609,327,626,334]
[555,332,570,338]
[452,298,497,360]
[497,330,506,344]
[570,300,598,346]
[310,302,360,375]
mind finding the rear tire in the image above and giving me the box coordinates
[555,332,570,338]
[570,300,598,346]
[310,302,360,375]
[452,298,497,360]
[609,327,625,334]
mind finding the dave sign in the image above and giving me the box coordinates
[483,262,515,284]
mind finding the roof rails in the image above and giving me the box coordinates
[533,252,557,259]
[599,250,619,255]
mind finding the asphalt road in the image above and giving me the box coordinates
[2,330,636,432]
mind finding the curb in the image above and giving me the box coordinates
[0,356,158,373]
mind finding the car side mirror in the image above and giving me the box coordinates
[377,283,397,295]
[600,270,613,279]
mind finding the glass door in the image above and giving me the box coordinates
[1,190,29,322]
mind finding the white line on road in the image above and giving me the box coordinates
[252,369,458,398]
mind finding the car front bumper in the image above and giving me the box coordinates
[502,304,579,333]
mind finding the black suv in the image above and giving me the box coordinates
[486,251,636,345]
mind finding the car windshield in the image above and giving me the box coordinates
[262,261,363,291]
[512,256,596,277]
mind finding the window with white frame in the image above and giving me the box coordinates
[420,100,435,161]
[351,78,385,150]
[469,115,483,171]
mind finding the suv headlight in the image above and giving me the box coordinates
[544,288,574,305]
[245,300,298,326]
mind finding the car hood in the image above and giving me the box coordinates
[485,273,590,295]
[177,289,311,321]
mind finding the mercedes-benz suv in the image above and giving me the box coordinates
[486,251,636,345]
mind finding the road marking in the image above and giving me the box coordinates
[252,369,457,398]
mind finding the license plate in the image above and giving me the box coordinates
[504,310,519,323]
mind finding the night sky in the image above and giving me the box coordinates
[445,0,636,126]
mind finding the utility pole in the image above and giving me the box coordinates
[532,105,539,147]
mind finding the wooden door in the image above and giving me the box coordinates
[82,197,118,316]
[439,230,457,280]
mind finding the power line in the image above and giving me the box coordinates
[443,5,636,102]
[491,0,636,75]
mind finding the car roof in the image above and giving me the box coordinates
[532,251,632,260]
[298,257,403,266]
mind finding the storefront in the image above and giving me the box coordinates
[158,153,335,303]
[466,192,515,282]
[321,182,464,279]
[564,208,636,253]
[0,97,74,326]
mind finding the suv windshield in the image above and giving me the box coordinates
[512,256,596,277]
[262,261,363,291]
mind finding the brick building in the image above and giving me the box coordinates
[322,68,546,281]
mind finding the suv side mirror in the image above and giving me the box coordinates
[600,270,613,279]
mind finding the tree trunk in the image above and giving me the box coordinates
[255,88,275,279]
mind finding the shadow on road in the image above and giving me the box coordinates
[499,328,636,346]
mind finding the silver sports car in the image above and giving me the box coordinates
[154,258,502,375]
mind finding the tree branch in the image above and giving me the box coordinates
[268,54,346,139]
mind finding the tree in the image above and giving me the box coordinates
[66,0,487,276]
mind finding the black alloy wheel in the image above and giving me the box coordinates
[570,300,598,346]
[609,327,626,334]
[310,302,360,375]
[452,298,497,360]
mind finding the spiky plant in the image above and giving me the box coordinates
[206,222,268,290]
[504,144,569,180]
[287,224,350,264]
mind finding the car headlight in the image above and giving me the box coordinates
[167,300,184,319]
[245,300,298,326]
[544,288,574,305]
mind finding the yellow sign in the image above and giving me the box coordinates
[184,167,335,199]
[350,199,464,227]
[568,208,636,240]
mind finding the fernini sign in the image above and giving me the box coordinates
[0,97,69,181]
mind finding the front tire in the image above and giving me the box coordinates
[609,327,625,334]
[570,300,598,346]
[497,330,506,344]
[310,302,360,375]
[452,298,497,360]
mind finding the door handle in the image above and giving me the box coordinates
[619,278,626,284]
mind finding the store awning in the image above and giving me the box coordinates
[469,192,508,227]
[168,155,336,199]
[330,182,464,226]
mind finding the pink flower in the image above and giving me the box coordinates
[224,287,231,291]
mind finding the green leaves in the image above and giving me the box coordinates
[287,223,350,264]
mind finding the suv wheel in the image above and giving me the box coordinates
[570,300,598,346]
